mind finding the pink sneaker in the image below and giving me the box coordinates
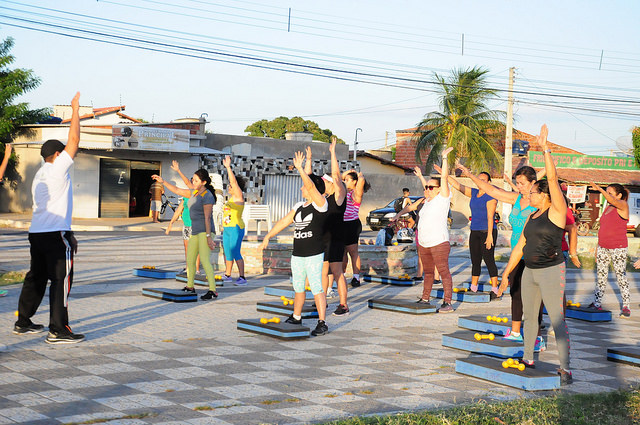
[470,283,478,292]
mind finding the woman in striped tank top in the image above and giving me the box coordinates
[342,170,369,287]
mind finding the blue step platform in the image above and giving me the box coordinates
[256,301,319,319]
[142,288,197,302]
[134,268,176,279]
[368,298,437,315]
[237,319,310,339]
[175,272,224,287]
[363,274,418,286]
[543,305,612,322]
[461,282,510,294]
[456,356,560,391]
[442,331,524,358]
[430,289,490,303]
[607,346,640,367]
[458,315,511,336]
[264,285,315,300]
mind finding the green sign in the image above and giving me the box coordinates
[528,151,640,171]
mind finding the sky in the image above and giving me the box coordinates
[2,0,640,155]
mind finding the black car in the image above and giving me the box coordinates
[366,196,423,231]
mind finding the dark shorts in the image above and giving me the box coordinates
[324,238,346,263]
[343,219,362,246]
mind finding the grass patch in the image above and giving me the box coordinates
[360,390,374,395]
[324,393,339,398]
[0,271,25,286]
[320,387,640,425]
[285,398,300,403]
[62,413,154,425]
[260,399,281,405]
[194,403,240,411]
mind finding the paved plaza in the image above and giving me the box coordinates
[1,229,640,424]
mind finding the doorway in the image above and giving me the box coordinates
[129,161,161,217]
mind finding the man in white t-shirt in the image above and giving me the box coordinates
[14,92,85,344]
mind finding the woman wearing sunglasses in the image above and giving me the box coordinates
[500,124,572,384]
[392,147,455,313]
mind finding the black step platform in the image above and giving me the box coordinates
[256,301,319,319]
[456,356,560,391]
[543,305,612,322]
[142,288,197,302]
[363,274,418,286]
[607,346,640,367]
[430,289,490,303]
[458,315,511,336]
[134,268,176,279]
[442,330,523,358]
[368,298,437,315]
[237,318,310,339]
[175,271,224,287]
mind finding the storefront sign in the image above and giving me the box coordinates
[566,185,587,204]
[112,125,190,152]
[528,151,639,171]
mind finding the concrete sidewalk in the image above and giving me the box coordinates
[1,231,640,424]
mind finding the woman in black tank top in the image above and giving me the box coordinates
[499,125,573,385]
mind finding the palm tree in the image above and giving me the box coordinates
[413,66,505,173]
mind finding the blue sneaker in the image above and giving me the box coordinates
[534,336,546,352]
[502,329,523,342]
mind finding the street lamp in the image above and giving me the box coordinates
[354,128,362,161]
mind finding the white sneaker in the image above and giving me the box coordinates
[326,289,338,298]
[221,275,233,282]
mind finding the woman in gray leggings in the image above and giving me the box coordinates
[500,124,572,385]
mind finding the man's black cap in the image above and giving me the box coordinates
[41,139,65,158]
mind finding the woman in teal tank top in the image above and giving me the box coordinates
[458,163,541,343]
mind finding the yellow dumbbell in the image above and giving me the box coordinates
[453,287,468,293]
[567,300,581,308]
[502,358,526,371]
[474,332,495,341]
[260,317,281,324]
[214,275,223,281]
[305,286,311,291]
[142,265,156,269]
[398,273,410,280]
[280,295,294,306]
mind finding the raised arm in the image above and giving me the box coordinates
[171,160,194,189]
[435,163,471,197]
[503,173,518,192]
[329,138,346,204]
[0,143,11,181]
[353,171,366,204]
[413,166,429,188]
[166,202,185,235]
[539,125,566,227]
[590,181,629,218]
[223,155,244,203]
[295,151,326,208]
[151,175,191,198]
[459,162,519,205]
[485,199,497,249]
[391,198,425,222]
[64,92,81,159]
[439,147,453,198]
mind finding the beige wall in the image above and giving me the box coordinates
[358,156,407,175]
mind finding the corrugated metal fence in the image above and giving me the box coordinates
[264,174,304,222]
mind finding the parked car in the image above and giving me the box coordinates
[628,193,640,237]
[366,196,422,231]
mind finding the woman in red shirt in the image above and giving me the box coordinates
[589,182,630,318]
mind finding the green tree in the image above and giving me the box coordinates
[633,127,640,168]
[0,37,50,185]
[413,66,505,172]
[244,116,345,143]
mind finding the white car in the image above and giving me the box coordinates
[628,193,640,237]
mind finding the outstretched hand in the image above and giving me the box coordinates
[456,161,471,177]
[329,138,336,154]
[538,124,549,152]
[497,273,509,297]
[442,146,454,158]
[306,146,312,159]
[433,164,442,174]
[293,151,305,170]
[151,174,163,184]
[171,160,180,172]
[413,166,423,177]
[71,92,80,110]
[635,259,640,269]
[223,155,231,168]
[3,143,11,159]
[589,181,600,192]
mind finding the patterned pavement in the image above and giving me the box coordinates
[1,230,640,424]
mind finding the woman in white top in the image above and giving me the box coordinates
[392,147,454,313]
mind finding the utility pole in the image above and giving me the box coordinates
[503,67,515,220]
[384,131,389,148]
[354,128,362,161]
